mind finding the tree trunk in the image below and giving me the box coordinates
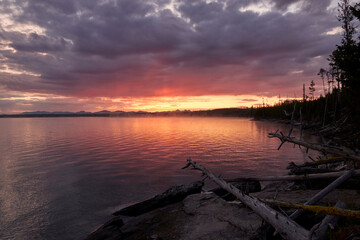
[185,158,310,240]
[268,132,360,161]
[310,201,346,240]
[225,169,360,182]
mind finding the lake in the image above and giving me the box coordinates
[0,117,316,239]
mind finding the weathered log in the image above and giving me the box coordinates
[211,180,261,201]
[113,181,203,216]
[287,157,345,168]
[288,169,354,220]
[268,132,360,161]
[271,170,354,237]
[185,158,310,240]
[310,200,346,240]
[289,166,338,175]
[265,199,360,218]
[225,169,360,182]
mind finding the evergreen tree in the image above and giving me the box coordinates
[309,80,316,100]
[328,0,360,92]
[350,3,360,19]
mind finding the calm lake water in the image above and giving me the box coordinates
[0,117,316,239]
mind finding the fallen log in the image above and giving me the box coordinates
[185,158,310,240]
[113,181,203,216]
[268,132,360,161]
[225,169,360,182]
[289,166,339,175]
[265,199,360,218]
[211,180,261,201]
[287,157,345,168]
[271,170,354,237]
[288,169,354,220]
[310,200,346,240]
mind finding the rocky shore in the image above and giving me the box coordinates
[85,177,360,240]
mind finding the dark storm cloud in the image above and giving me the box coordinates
[0,0,342,100]
[9,33,72,53]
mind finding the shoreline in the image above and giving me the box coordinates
[86,176,360,240]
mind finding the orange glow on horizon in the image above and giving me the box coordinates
[1,90,301,114]
[102,95,285,112]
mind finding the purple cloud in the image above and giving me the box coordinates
[0,0,343,110]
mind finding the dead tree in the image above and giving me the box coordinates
[225,169,360,182]
[268,132,360,161]
[265,200,360,218]
[310,201,346,240]
[184,158,310,240]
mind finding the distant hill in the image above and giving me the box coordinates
[0,108,253,118]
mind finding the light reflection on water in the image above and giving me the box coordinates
[0,117,317,239]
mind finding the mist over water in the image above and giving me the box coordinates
[0,117,315,239]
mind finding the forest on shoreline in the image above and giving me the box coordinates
[254,0,360,149]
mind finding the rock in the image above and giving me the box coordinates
[87,192,262,240]
[113,181,204,217]
[181,193,262,236]
[119,192,262,240]
[85,217,124,240]
[87,181,360,240]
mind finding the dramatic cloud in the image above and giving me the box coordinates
[0,0,346,112]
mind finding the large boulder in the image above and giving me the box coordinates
[87,192,262,240]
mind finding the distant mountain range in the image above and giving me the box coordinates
[0,108,253,118]
[20,110,110,115]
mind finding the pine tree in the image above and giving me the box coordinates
[327,0,360,130]
[309,80,316,100]
[328,0,359,92]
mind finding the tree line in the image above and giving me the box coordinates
[255,0,360,128]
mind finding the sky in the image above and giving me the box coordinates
[0,0,350,113]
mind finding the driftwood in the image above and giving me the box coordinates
[265,199,360,218]
[271,170,354,237]
[211,180,261,201]
[288,169,354,220]
[310,200,346,240]
[277,103,297,150]
[184,158,310,240]
[289,166,338,175]
[287,157,345,168]
[225,169,360,182]
[268,132,360,161]
[319,115,348,135]
[287,158,347,176]
[113,181,203,216]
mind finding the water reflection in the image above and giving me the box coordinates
[0,117,316,239]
